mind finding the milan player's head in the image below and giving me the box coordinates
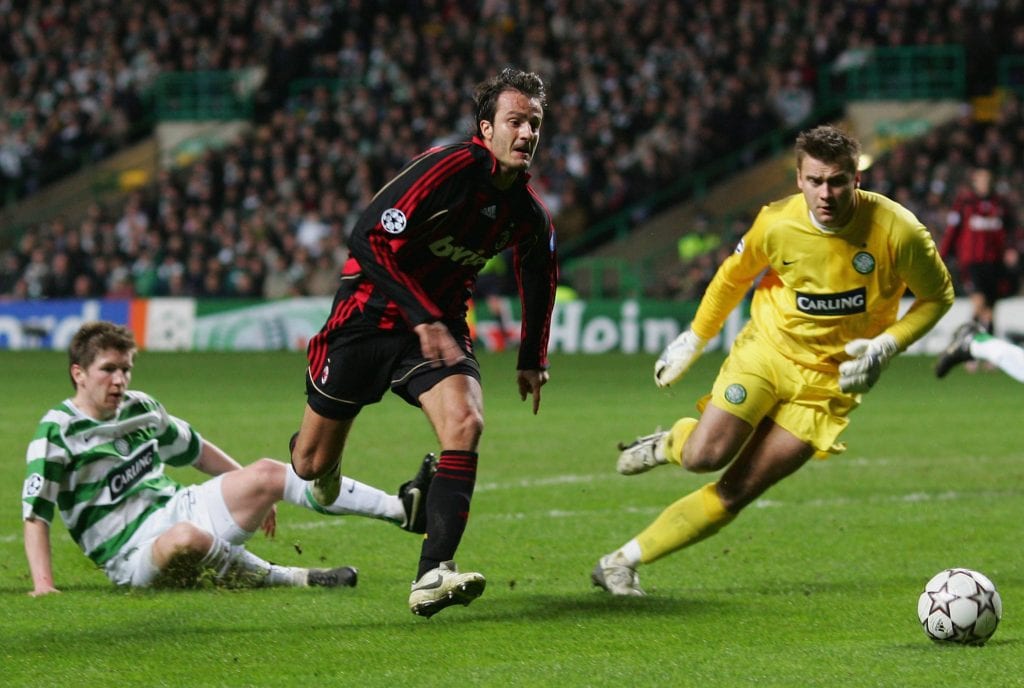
[474,67,547,138]
[970,167,993,197]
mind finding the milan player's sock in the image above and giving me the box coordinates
[282,464,404,523]
[636,482,735,564]
[662,417,698,465]
[417,450,478,579]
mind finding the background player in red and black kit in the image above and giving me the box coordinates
[939,166,1018,334]
[289,67,557,617]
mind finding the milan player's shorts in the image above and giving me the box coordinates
[104,476,248,587]
[695,328,859,458]
[963,261,1011,306]
[305,318,481,420]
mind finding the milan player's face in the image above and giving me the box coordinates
[797,155,860,229]
[72,348,133,420]
[481,89,543,187]
[971,168,992,196]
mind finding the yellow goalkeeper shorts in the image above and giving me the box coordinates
[697,328,859,457]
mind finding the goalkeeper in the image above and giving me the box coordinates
[592,126,954,596]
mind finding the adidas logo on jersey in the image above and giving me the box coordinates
[481,205,497,219]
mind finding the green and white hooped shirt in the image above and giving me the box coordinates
[22,390,202,566]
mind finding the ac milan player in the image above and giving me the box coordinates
[289,67,557,617]
[939,167,1017,333]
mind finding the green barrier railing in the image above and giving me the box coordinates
[153,70,255,121]
[997,55,1024,95]
[819,45,966,107]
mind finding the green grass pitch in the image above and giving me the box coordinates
[1,349,1021,686]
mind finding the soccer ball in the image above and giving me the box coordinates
[917,568,1002,645]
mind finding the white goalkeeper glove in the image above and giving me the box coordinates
[838,333,899,393]
[654,329,708,388]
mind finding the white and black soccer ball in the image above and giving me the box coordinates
[917,568,1002,645]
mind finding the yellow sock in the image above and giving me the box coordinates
[660,417,698,466]
[636,482,735,564]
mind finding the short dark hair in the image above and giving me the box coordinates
[795,125,860,173]
[474,67,547,137]
[68,321,136,389]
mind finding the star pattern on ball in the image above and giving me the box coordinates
[924,587,956,617]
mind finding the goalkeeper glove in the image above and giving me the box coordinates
[838,333,899,393]
[654,329,708,388]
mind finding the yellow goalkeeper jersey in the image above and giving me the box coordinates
[691,189,954,372]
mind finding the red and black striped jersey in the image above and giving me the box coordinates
[325,136,557,370]
[939,191,1014,265]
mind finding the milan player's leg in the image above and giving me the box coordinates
[408,373,486,617]
[289,407,354,505]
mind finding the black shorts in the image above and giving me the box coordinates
[963,262,1011,306]
[305,317,481,420]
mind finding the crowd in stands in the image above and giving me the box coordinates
[2,0,1023,302]
[661,90,1024,303]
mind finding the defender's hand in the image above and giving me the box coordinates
[654,329,708,388]
[839,333,898,393]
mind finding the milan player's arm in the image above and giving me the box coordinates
[514,217,558,412]
[348,152,471,329]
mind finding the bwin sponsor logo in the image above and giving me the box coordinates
[108,443,157,499]
[795,287,867,315]
[428,236,489,267]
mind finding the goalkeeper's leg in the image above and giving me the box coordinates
[597,419,814,591]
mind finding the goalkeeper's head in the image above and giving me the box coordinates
[795,125,860,177]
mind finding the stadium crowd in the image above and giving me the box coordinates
[2,0,1023,301]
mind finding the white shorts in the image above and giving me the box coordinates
[103,476,251,587]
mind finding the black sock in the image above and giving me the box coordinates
[417,450,478,579]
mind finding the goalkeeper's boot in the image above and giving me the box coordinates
[398,453,437,533]
[289,430,342,506]
[409,561,486,617]
[591,554,645,596]
[616,431,669,475]
[306,566,358,588]
[935,322,981,378]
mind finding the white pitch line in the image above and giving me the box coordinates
[3,476,1016,539]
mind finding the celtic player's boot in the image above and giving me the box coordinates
[616,431,669,475]
[591,554,645,596]
[306,566,358,588]
[935,322,981,378]
[398,453,437,533]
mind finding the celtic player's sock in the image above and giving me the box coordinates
[283,464,403,522]
[972,333,1024,382]
[636,482,735,564]
[661,417,698,466]
[417,450,478,579]
[199,537,292,586]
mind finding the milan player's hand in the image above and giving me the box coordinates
[839,333,898,393]
[414,322,466,367]
[654,329,708,388]
[517,369,549,414]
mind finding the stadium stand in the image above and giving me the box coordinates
[1,1,1022,301]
